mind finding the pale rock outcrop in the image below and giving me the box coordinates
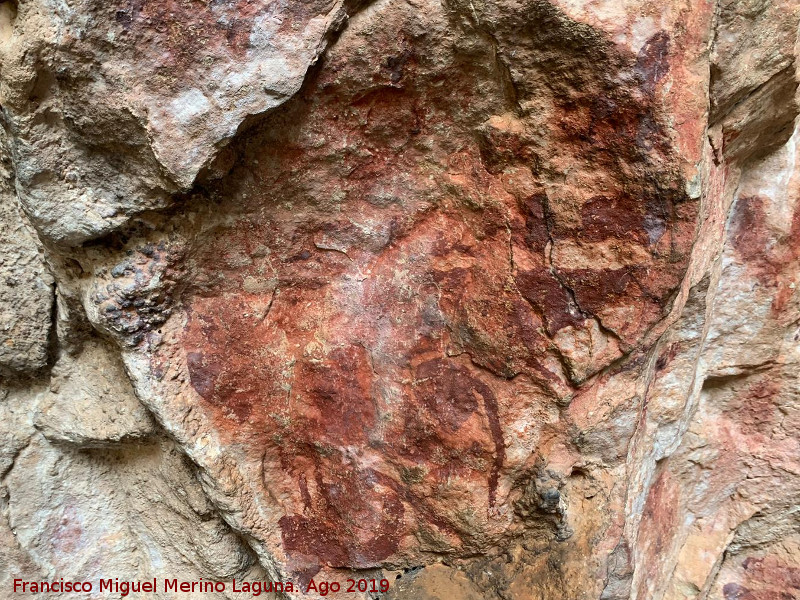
[34,337,156,446]
[1,377,270,600]
[0,126,52,374]
[0,0,359,244]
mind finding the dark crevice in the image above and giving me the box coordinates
[700,362,778,390]
[539,191,625,346]
[44,279,59,369]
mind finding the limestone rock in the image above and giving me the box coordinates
[0,0,360,244]
[384,565,485,600]
[2,428,269,599]
[0,0,798,598]
[34,338,156,447]
[80,0,714,588]
[710,0,800,161]
[0,127,53,374]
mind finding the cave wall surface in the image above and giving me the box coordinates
[0,0,799,598]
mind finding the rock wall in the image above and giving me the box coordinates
[0,0,798,598]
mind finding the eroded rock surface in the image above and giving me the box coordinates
[0,0,359,243]
[0,126,52,374]
[0,0,798,598]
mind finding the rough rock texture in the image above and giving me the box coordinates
[0,0,798,598]
[0,0,358,243]
[0,125,52,374]
[34,337,157,446]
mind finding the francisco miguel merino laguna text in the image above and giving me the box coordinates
[13,578,297,596]
[13,576,391,595]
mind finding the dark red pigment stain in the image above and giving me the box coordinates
[52,504,85,556]
[723,583,753,600]
[578,194,651,244]
[512,193,586,336]
[186,351,221,400]
[730,195,773,274]
[414,358,506,506]
[729,379,781,436]
[279,466,405,568]
[113,0,337,95]
[116,0,260,65]
[638,468,679,582]
[295,345,377,445]
[181,264,511,567]
[636,31,671,96]
[722,554,800,599]
[273,354,508,566]
[729,194,800,314]
[655,342,680,371]
[481,22,694,345]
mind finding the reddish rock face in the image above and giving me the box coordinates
[5,0,797,596]
[729,193,800,315]
[721,556,800,600]
[115,0,263,68]
[117,0,708,580]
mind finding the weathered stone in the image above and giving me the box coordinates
[34,338,156,447]
[3,433,269,599]
[0,0,798,598]
[384,564,485,600]
[0,0,361,244]
[0,127,53,374]
[72,0,708,585]
[710,0,800,161]
[627,121,800,600]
